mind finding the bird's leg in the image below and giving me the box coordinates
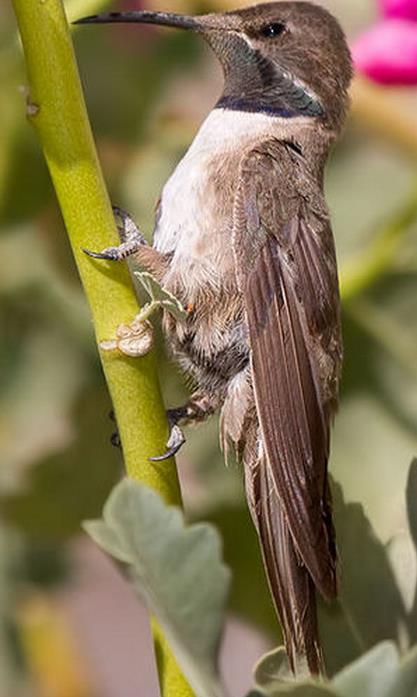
[83,207,175,358]
[83,206,170,281]
[83,206,147,261]
[150,393,219,462]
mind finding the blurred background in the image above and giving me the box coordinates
[1,0,417,695]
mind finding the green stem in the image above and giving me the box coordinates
[11,1,193,695]
[340,194,417,302]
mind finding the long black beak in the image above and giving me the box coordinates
[73,10,200,31]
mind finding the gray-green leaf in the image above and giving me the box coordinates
[252,641,417,697]
[84,479,231,697]
[252,647,336,696]
[254,647,309,689]
[390,645,417,697]
[332,642,399,697]
[135,270,187,320]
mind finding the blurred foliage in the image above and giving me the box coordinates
[17,595,95,697]
[252,642,417,696]
[86,479,230,697]
[73,459,417,696]
[1,0,417,695]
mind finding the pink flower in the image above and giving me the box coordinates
[352,1,417,85]
[378,0,417,21]
[353,19,417,84]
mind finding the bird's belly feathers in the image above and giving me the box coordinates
[153,152,216,256]
[153,151,237,292]
[152,108,280,286]
[152,108,288,392]
[153,132,246,393]
[156,154,248,393]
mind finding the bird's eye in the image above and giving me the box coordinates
[259,22,286,38]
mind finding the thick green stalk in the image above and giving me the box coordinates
[11,1,193,695]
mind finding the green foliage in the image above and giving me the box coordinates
[82,465,417,697]
[85,478,231,697]
[135,270,188,321]
[252,643,417,696]
[1,388,120,539]
[253,648,310,691]
[0,529,28,697]
[202,498,279,639]
[319,460,417,676]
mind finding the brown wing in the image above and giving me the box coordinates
[245,448,323,674]
[233,140,341,666]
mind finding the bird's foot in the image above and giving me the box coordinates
[149,425,186,462]
[149,407,188,462]
[83,206,147,261]
[149,396,216,462]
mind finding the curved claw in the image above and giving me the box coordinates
[82,207,147,262]
[149,425,186,462]
[83,247,120,261]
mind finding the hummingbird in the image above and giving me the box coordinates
[76,2,352,675]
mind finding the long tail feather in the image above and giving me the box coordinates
[245,455,324,675]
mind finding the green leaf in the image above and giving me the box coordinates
[0,529,27,693]
[252,680,336,697]
[85,479,231,697]
[201,499,278,638]
[252,642,417,697]
[386,532,416,615]
[390,645,417,697]
[318,480,407,676]
[326,641,417,697]
[250,683,337,696]
[254,647,308,689]
[135,270,187,320]
[253,647,336,697]
[332,642,399,697]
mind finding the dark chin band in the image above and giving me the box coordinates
[216,94,323,118]
[216,96,300,118]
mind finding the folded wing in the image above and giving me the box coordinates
[233,140,342,672]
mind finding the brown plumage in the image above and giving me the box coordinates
[230,140,342,672]
[78,1,353,674]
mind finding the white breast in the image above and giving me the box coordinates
[153,108,311,286]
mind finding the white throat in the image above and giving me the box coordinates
[153,107,313,290]
[185,107,312,152]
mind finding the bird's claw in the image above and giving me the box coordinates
[83,207,147,262]
[149,425,186,462]
[83,246,124,261]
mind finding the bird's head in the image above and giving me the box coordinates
[75,1,353,132]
